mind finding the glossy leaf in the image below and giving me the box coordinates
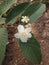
[0,28,8,65]
[6,2,46,24]
[0,0,17,16]
[0,17,5,24]
[19,35,42,64]
[6,2,31,24]
[22,2,46,22]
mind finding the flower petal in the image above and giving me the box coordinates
[20,37,28,43]
[21,16,29,23]
[14,33,20,38]
[28,33,32,38]
[25,27,32,33]
[22,16,25,18]
[28,19,30,21]
[17,25,24,32]
[26,20,28,23]
[21,19,24,22]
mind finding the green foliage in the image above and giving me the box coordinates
[42,0,49,3]
[6,2,46,24]
[6,2,31,24]
[19,35,42,64]
[0,0,46,65]
[0,0,18,64]
[22,2,46,22]
[0,0,17,16]
[0,17,5,24]
[0,28,8,65]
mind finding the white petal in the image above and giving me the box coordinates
[17,25,24,32]
[28,33,32,38]
[25,27,32,33]
[25,16,27,18]
[22,16,25,18]
[26,20,28,23]
[28,19,30,21]
[21,19,24,22]
[24,16,27,18]
[19,33,28,42]
[20,37,28,43]
[14,33,20,38]
[21,16,29,23]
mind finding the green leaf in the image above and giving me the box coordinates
[0,0,18,16]
[18,35,42,64]
[0,28,8,65]
[5,2,46,24]
[6,2,31,24]
[0,17,5,24]
[42,0,49,3]
[22,2,46,22]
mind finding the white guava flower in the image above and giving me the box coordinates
[30,0,33,2]
[21,16,30,23]
[14,25,32,43]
